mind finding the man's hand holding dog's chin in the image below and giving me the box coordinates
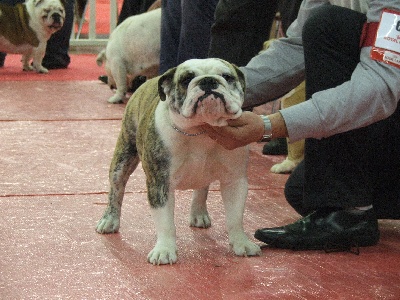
[202,111,289,150]
[202,111,264,150]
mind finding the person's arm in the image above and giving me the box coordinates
[281,0,400,142]
[240,0,329,109]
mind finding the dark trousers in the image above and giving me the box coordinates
[208,0,302,67]
[284,5,400,219]
[117,0,155,25]
[159,0,218,74]
[208,0,279,66]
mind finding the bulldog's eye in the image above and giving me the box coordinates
[180,75,195,87]
[222,74,235,83]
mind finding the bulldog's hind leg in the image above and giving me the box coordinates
[190,187,212,228]
[96,131,139,234]
[108,58,128,104]
[221,178,261,257]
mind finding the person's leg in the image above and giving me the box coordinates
[0,52,6,67]
[284,6,400,220]
[117,0,155,25]
[255,5,392,250]
[177,0,218,64]
[159,0,182,74]
[208,0,278,66]
[283,161,309,216]
[278,0,302,34]
[42,0,74,69]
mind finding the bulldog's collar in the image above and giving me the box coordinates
[171,124,206,137]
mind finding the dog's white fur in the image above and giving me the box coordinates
[96,58,261,265]
[96,8,161,103]
[0,0,65,73]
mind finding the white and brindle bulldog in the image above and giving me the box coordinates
[0,0,65,73]
[96,58,262,265]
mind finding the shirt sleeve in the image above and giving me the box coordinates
[281,47,400,142]
[241,0,400,142]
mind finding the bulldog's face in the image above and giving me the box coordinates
[31,0,65,34]
[158,58,246,127]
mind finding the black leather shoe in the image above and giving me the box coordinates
[254,208,380,250]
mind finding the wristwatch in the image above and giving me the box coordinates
[259,115,273,143]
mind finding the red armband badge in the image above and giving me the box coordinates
[370,9,400,68]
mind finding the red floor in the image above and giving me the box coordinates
[1,59,400,299]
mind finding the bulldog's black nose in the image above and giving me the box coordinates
[199,77,218,91]
[52,13,61,23]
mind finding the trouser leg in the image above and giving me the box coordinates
[208,0,279,66]
[297,5,400,217]
[159,0,182,74]
[178,0,218,64]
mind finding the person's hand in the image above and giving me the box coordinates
[202,111,264,150]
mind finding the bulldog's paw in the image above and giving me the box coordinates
[107,94,125,104]
[270,157,298,174]
[147,242,177,265]
[190,213,211,228]
[23,65,34,72]
[37,66,49,74]
[29,63,49,74]
[95,209,120,234]
[231,237,262,257]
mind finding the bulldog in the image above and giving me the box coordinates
[0,0,65,73]
[96,58,262,265]
[96,8,161,104]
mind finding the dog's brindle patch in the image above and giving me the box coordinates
[126,76,171,208]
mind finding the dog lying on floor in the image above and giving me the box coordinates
[270,81,305,174]
[96,8,161,104]
[0,0,65,73]
[96,58,262,265]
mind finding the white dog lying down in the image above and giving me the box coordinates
[96,58,262,265]
[96,8,161,104]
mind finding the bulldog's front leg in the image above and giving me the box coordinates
[22,50,34,72]
[221,178,261,257]
[31,44,48,73]
[147,193,177,265]
[96,134,139,234]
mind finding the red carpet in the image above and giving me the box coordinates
[0,54,102,81]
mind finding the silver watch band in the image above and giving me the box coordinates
[259,115,272,143]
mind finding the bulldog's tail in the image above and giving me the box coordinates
[96,49,106,66]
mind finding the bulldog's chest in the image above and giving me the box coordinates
[166,137,248,190]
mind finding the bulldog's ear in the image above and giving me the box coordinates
[232,64,246,92]
[158,67,177,101]
[34,0,44,7]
